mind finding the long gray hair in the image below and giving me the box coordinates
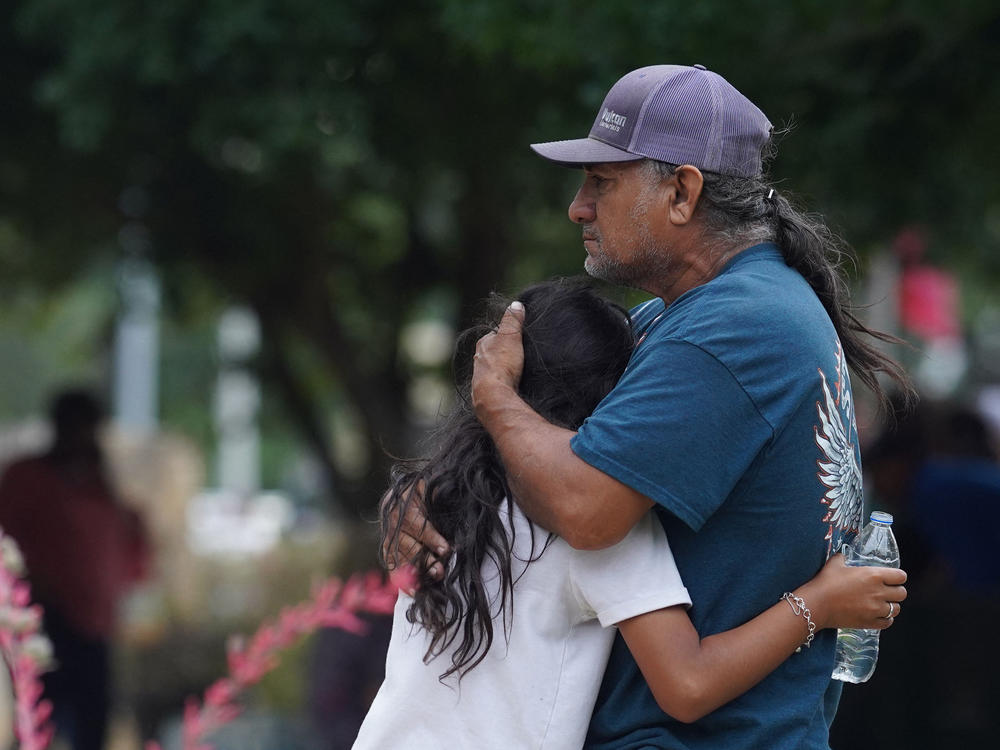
[642,156,914,412]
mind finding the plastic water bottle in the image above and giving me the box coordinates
[831,511,900,684]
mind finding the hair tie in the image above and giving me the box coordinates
[766,188,776,202]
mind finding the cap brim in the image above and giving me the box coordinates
[529,137,644,167]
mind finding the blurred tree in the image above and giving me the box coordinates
[1,0,998,516]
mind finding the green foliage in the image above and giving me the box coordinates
[2,0,998,512]
[0,265,114,418]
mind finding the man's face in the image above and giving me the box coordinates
[568,161,675,289]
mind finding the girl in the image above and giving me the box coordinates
[355,278,905,748]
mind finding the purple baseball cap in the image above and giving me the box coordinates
[531,64,772,177]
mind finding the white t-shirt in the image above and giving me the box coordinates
[354,501,690,749]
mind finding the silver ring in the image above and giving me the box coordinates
[886,602,894,619]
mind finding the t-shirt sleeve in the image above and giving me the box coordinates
[571,339,773,531]
[569,512,691,627]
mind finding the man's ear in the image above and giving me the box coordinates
[667,165,704,225]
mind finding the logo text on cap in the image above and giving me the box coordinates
[599,108,627,133]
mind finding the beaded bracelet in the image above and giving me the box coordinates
[781,592,816,652]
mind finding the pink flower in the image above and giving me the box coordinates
[0,529,410,750]
[176,570,404,750]
[0,531,56,750]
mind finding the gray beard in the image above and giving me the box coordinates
[584,235,676,292]
[584,253,644,288]
[583,182,677,290]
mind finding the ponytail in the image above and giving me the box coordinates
[765,190,915,411]
[640,157,915,413]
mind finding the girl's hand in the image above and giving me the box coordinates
[796,553,907,631]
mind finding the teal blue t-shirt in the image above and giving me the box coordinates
[571,243,863,749]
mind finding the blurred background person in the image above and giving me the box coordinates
[305,611,393,750]
[832,396,1000,748]
[866,397,1000,594]
[0,389,151,750]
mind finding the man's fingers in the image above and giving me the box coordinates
[414,520,450,558]
[379,478,449,583]
[386,531,445,580]
[497,301,526,336]
[385,496,449,578]
[392,531,425,568]
[399,503,449,558]
[472,301,527,398]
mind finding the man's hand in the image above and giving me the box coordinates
[471,301,526,421]
[379,302,525,581]
[380,481,450,581]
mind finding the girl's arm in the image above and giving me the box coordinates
[617,554,907,723]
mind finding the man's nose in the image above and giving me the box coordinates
[568,185,595,225]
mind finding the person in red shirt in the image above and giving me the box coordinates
[0,389,150,750]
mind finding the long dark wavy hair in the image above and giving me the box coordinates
[379,278,635,680]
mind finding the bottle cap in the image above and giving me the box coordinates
[870,511,894,525]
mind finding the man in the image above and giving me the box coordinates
[0,390,150,750]
[396,65,911,748]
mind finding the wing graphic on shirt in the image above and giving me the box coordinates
[815,367,863,554]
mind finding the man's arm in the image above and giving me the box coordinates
[471,303,652,550]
